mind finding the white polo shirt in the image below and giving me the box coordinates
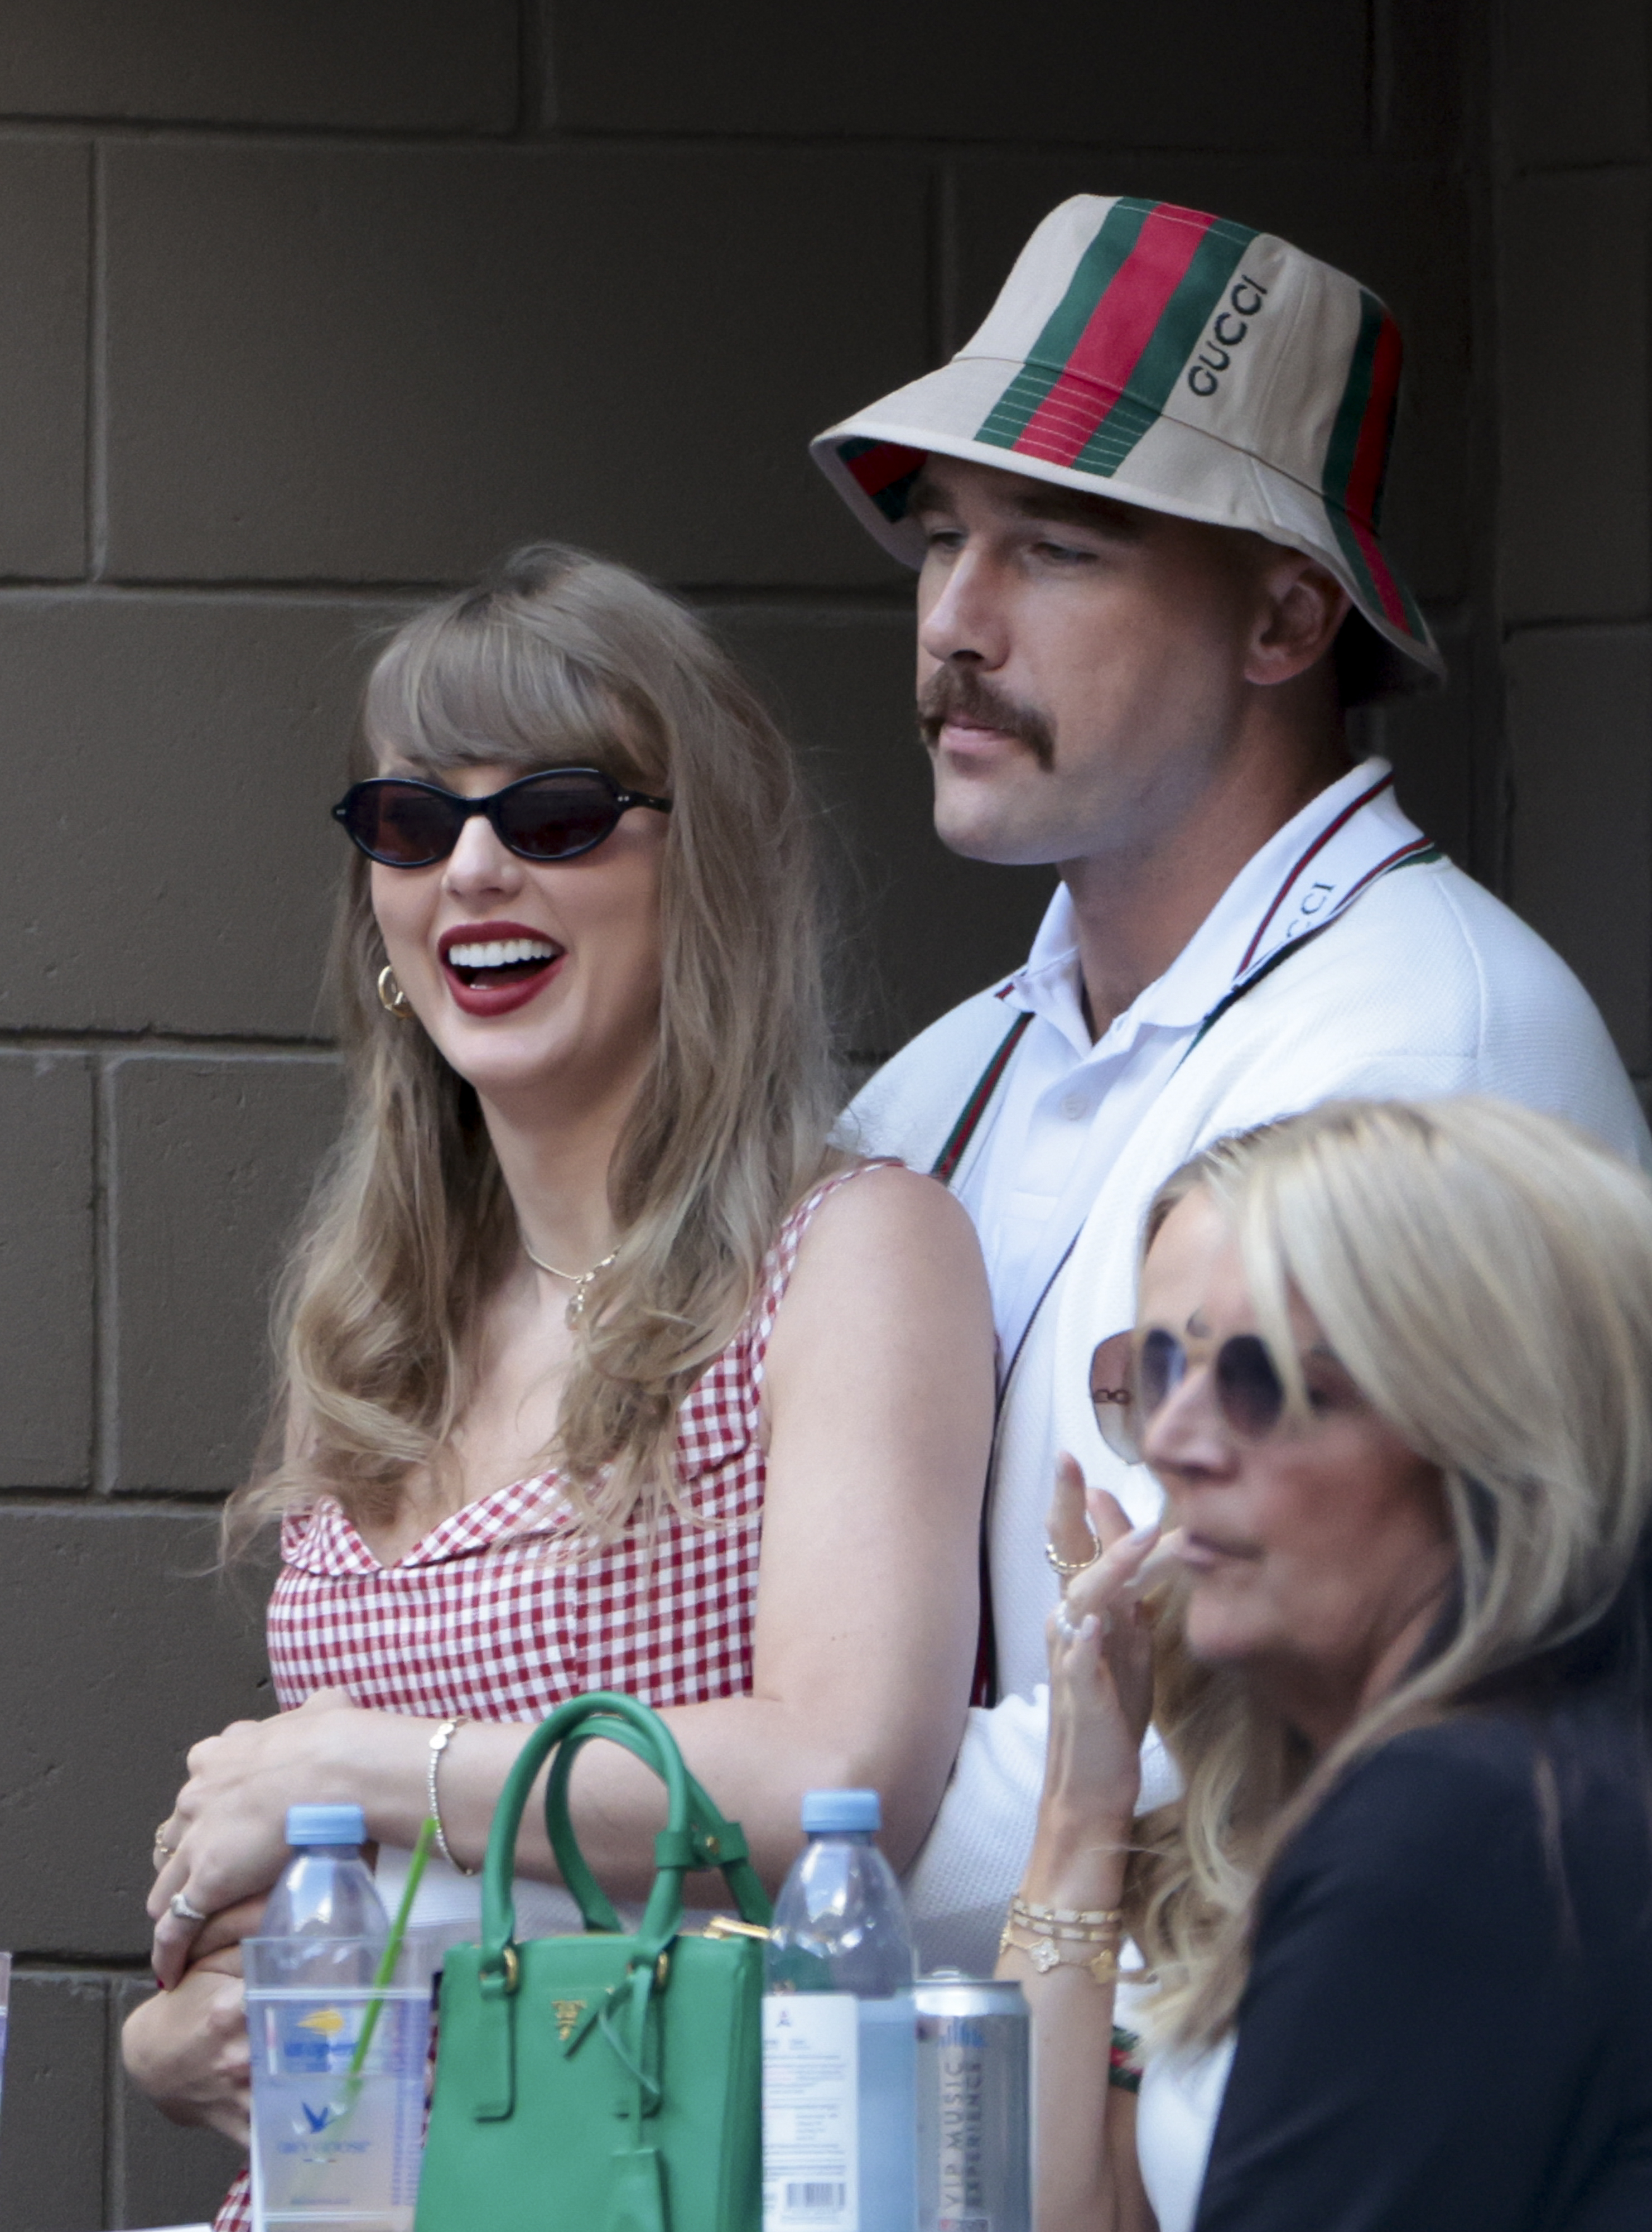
[850,752,1651,1974]
[954,757,1438,1368]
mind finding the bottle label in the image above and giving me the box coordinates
[763,1992,858,2230]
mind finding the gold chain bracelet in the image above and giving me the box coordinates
[999,1892,1123,1984]
[999,1919,1120,1983]
[1011,1897,1122,1928]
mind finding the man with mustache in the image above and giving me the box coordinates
[811,195,1650,1971]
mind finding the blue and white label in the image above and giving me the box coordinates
[763,1992,858,2230]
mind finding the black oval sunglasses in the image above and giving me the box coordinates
[1090,1326,1288,1465]
[333,768,672,869]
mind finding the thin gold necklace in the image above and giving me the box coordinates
[520,1235,619,1327]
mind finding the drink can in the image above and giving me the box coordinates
[913,1972,1032,2232]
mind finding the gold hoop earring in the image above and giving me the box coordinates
[377,964,414,1019]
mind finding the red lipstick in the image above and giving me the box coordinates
[437,918,564,1018]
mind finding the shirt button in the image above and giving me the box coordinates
[1060,1094,1090,1121]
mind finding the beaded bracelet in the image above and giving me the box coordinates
[427,1715,478,1877]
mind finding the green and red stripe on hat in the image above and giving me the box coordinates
[813,193,1442,699]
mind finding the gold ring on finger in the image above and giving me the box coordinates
[1044,1531,1100,1581]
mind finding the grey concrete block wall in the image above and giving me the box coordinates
[1506,628,1652,1071]
[112,1055,346,1493]
[1497,0,1652,1080]
[0,140,90,580]
[0,1,521,129]
[0,4,1639,2225]
[0,1054,95,1486]
[549,0,1371,148]
[0,594,408,1036]
[0,1970,108,2229]
[0,1507,269,1956]
[1498,169,1651,624]
[103,142,933,586]
[707,607,1057,1054]
[1503,0,1651,167]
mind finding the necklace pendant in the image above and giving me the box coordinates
[519,1232,617,1321]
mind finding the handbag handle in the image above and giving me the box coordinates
[478,1691,770,1997]
[543,1713,772,1936]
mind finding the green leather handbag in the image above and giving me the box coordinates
[414,1690,774,2232]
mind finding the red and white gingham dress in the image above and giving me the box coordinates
[213,1166,869,2231]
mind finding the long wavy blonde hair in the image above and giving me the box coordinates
[1124,1096,1652,2048]
[227,543,844,1552]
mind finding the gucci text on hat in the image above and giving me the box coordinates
[811,195,1441,696]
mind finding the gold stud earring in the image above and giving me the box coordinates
[377,964,414,1019]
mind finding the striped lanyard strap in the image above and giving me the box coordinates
[932,769,1438,1187]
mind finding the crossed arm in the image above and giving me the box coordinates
[124,1165,995,2137]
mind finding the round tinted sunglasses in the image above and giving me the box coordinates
[1090,1327,1289,1465]
[333,768,673,869]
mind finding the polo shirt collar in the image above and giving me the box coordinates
[1006,756,1402,1056]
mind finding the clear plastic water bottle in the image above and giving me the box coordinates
[247,1805,420,2229]
[259,1803,389,1978]
[763,1789,917,2232]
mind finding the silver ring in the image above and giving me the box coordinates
[168,1891,209,1925]
[1053,1601,1082,1645]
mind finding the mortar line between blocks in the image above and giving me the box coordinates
[102,1967,123,2229]
[93,1055,119,1495]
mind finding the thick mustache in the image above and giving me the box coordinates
[917,669,1055,771]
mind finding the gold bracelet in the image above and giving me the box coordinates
[999,1921,1120,1983]
[427,1715,477,1877]
[1011,1896,1123,1928]
[1008,1921,1118,1944]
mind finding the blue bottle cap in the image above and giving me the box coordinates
[801,1788,882,1834]
[285,1803,368,1847]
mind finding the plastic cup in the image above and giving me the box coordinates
[243,1935,437,2231]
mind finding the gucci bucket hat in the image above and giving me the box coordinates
[812,195,1442,695]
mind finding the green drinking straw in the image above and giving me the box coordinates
[287,1817,440,2204]
[348,1814,437,2079]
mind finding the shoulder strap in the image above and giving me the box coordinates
[932,1009,1033,1709]
[932,1011,1033,1184]
[1180,839,1441,1065]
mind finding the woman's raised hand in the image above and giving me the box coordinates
[1029,1456,1163,1896]
[148,1689,365,1988]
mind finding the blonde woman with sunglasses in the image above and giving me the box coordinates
[123,545,994,2223]
[1014,1097,1652,2232]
